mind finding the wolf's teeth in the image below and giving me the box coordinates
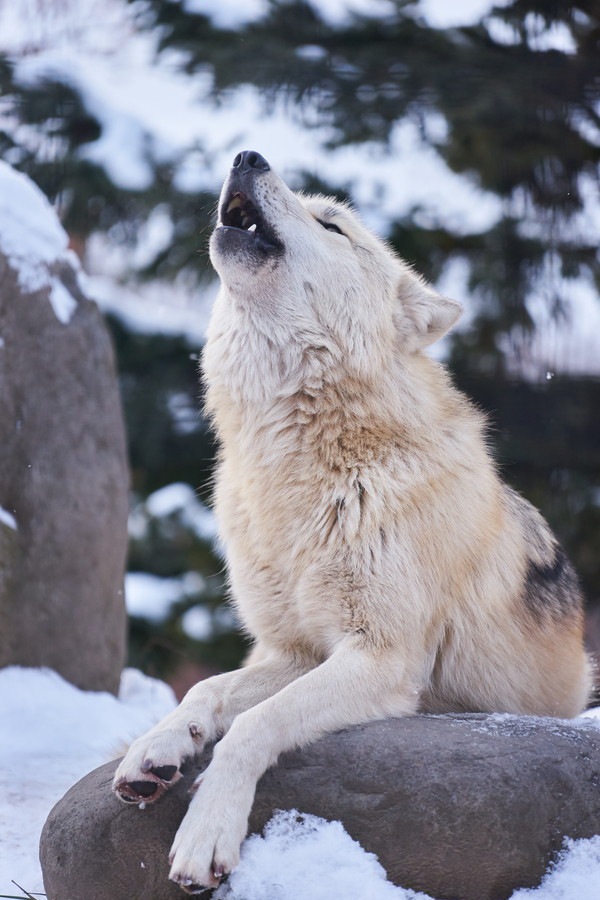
[248,223,257,232]
[241,216,250,228]
[227,196,242,212]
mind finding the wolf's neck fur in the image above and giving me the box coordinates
[203,299,488,484]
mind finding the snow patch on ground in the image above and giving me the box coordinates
[0,666,176,895]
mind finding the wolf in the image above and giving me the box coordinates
[113,150,592,892]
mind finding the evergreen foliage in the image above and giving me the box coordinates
[134,0,599,371]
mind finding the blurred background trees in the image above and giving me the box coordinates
[1,0,598,692]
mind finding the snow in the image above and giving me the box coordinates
[416,0,511,29]
[0,162,78,323]
[125,571,192,622]
[0,506,17,531]
[524,14,577,55]
[214,823,600,900]
[0,666,177,895]
[512,837,600,899]
[309,0,396,27]
[0,0,134,57]
[501,267,600,380]
[125,570,210,627]
[196,0,505,30]
[125,571,220,639]
[83,268,216,346]
[184,0,268,28]
[49,278,78,324]
[484,14,578,56]
[145,482,205,519]
[131,482,218,543]
[14,47,204,193]
[181,605,213,641]
[2,665,600,897]
[213,809,428,900]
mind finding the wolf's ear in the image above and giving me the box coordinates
[396,275,462,350]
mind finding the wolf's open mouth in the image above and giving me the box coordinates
[222,192,259,232]
[218,191,281,251]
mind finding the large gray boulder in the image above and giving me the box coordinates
[40,713,600,900]
[0,162,129,693]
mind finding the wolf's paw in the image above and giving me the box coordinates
[168,768,252,892]
[169,820,240,894]
[112,721,205,805]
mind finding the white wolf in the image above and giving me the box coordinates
[113,151,592,893]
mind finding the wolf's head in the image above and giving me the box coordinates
[208,151,461,388]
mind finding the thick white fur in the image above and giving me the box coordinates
[113,161,591,891]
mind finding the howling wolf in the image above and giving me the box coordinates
[113,150,592,893]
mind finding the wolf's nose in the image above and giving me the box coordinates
[232,150,270,173]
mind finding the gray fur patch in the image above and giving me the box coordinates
[523,544,582,621]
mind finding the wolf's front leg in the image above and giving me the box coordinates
[112,653,309,805]
[168,635,418,892]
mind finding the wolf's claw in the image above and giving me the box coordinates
[114,764,182,805]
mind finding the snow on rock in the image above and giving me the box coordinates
[0,505,18,530]
[213,809,430,900]
[213,808,600,900]
[0,665,176,895]
[0,161,77,323]
[511,836,600,900]
[577,705,600,723]
[49,276,78,324]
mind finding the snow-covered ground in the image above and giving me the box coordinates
[1,665,600,899]
[0,666,176,897]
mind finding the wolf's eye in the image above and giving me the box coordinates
[316,218,344,236]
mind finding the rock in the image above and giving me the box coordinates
[0,163,129,693]
[40,713,600,899]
